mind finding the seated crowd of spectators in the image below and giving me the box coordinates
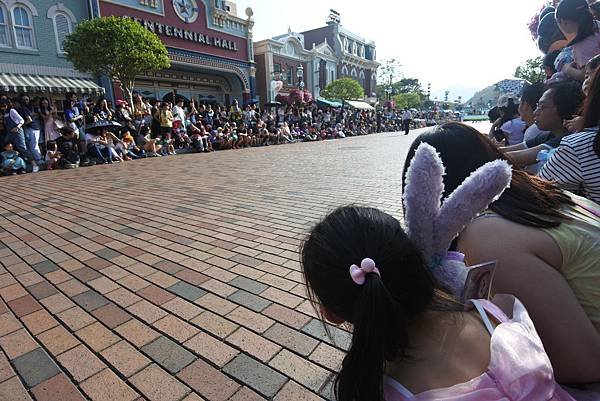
[487,51,600,204]
[0,90,412,175]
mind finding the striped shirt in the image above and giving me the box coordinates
[538,129,600,204]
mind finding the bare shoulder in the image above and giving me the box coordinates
[457,214,561,268]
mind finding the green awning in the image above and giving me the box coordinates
[317,97,343,108]
[0,73,104,94]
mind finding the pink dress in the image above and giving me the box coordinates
[383,299,576,401]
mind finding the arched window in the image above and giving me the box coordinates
[0,5,10,46]
[343,37,349,52]
[12,5,34,48]
[53,12,72,53]
[352,42,357,55]
[351,68,357,77]
[341,65,348,75]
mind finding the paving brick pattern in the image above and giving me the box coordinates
[0,130,421,400]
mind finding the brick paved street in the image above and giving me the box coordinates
[0,129,429,401]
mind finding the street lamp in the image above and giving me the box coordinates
[297,65,304,89]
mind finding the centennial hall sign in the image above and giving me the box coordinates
[129,16,239,51]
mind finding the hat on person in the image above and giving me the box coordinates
[497,94,519,108]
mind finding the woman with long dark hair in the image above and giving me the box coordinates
[39,97,60,142]
[404,123,600,385]
[540,66,600,203]
[556,0,600,81]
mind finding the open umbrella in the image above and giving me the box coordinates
[85,120,122,134]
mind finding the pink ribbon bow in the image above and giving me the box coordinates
[349,258,381,285]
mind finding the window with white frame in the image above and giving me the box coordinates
[12,6,34,48]
[343,37,349,52]
[0,6,10,46]
[53,12,72,53]
[352,42,357,55]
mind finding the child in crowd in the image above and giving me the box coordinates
[137,126,161,157]
[161,132,175,155]
[1,143,26,175]
[56,126,80,168]
[45,141,60,170]
[158,102,173,136]
[117,131,142,160]
[301,205,578,401]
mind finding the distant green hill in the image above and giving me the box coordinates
[467,78,529,109]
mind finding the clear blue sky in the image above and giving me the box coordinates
[235,0,545,99]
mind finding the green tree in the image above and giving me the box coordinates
[320,78,364,100]
[377,77,425,100]
[393,92,423,109]
[514,56,545,83]
[64,16,171,107]
[377,58,403,89]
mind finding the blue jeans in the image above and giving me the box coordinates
[87,144,111,163]
[25,127,42,163]
[6,129,31,161]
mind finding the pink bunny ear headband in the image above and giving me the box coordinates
[402,143,512,294]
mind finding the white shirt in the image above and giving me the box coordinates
[7,109,24,125]
[402,111,413,120]
[172,105,186,122]
[500,118,526,145]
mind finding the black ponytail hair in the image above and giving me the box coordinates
[301,206,459,401]
[557,0,597,46]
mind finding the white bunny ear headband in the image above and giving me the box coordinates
[403,143,512,294]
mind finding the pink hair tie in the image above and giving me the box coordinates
[349,258,381,285]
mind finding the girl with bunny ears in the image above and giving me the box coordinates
[404,123,600,388]
[301,140,577,401]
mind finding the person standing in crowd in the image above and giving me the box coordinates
[402,108,412,135]
[132,94,149,131]
[64,92,85,138]
[157,102,173,136]
[17,94,42,172]
[93,98,113,121]
[172,98,186,130]
[39,98,60,143]
[1,98,30,166]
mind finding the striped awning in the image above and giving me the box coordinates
[0,73,105,94]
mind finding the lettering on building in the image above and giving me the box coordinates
[131,16,239,51]
[139,0,158,8]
